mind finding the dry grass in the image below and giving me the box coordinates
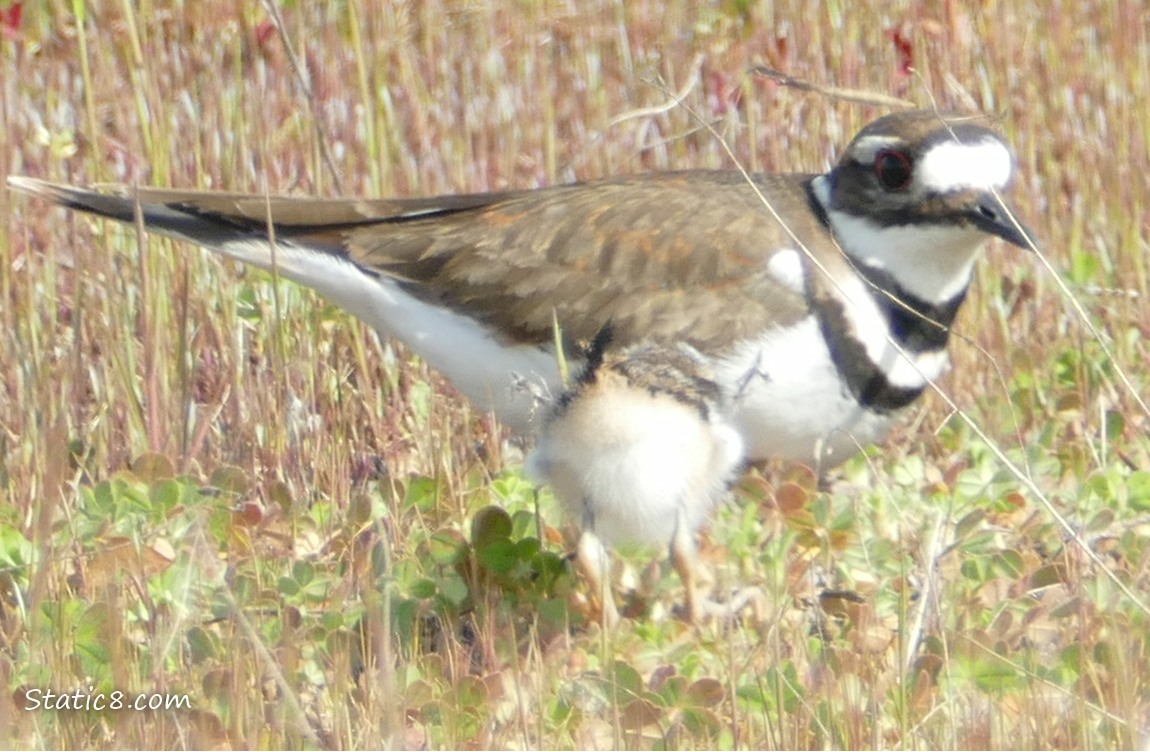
[1,0,1148,748]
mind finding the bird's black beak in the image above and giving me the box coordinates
[971,192,1037,251]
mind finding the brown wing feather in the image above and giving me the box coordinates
[118,185,517,228]
[11,172,829,356]
[344,171,822,352]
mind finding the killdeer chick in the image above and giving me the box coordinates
[7,109,1034,473]
[527,325,750,626]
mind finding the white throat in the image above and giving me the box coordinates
[810,176,986,304]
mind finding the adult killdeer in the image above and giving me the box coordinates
[527,324,750,625]
[7,109,1034,471]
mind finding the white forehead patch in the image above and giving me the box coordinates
[918,138,1013,193]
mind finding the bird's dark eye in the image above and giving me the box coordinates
[875,148,913,190]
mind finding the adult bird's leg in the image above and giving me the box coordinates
[669,507,764,623]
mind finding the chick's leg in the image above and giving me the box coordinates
[576,517,620,629]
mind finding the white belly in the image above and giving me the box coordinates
[714,316,900,469]
[218,238,901,469]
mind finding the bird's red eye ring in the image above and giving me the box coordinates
[875,148,913,190]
